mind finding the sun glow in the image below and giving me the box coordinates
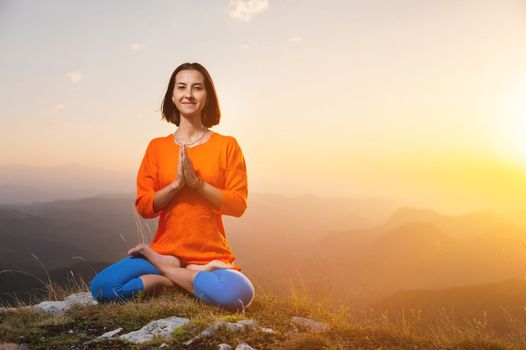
[491,81,526,169]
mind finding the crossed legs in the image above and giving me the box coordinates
[90,244,255,311]
[127,243,234,295]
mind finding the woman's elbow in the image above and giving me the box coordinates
[135,195,160,219]
[232,203,247,217]
[220,196,247,217]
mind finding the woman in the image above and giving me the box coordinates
[90,62,255,312]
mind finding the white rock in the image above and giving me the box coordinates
[184,319,262,346]
[225,319,258,333]
[218,343,232,350]
[31,300,68,316]
[97,327,123,339]
[31,292,98,316]
[260,327,275,334]
[63,292,98,307]
[120,316,190,344]
[235,342,256,350]
[291,316,328,333]
[159,343,169,348]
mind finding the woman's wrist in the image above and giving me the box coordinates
[170,180,184,192]
[192,177,204,192]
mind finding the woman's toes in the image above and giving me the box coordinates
[208,260,233,271]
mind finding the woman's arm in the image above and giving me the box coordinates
[197,138,247,217]
[153,180,184,213]
[195,181,222,210]
[180,138,247,217]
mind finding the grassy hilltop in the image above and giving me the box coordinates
[0,275,519,350]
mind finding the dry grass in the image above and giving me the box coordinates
[0,269,520,349]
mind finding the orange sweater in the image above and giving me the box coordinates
[135,131,247,272]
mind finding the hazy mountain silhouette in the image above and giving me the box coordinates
[381,207,504,237]
[0,163,133,204]
[376,278,526,335]
[295,208,526,305]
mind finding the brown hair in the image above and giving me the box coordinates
[160,62,221,127]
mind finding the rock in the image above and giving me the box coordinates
[184,319,256,346]
[31,292,98,316]
[31,301,67,316]
[291,316,329,333]
[159,343,169,348]
[218,344,232,350]
[63,292,98,307]
[184,319,272,346]
[235,342,256,350]
[97,327,123,339]
[120,316,190,344]
[225,319,258,333]
[260,327,275,334]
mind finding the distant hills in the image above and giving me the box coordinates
[376,278,526,335]
[297,207,526,304]
[1,190,526,333]
[0,163,133,204]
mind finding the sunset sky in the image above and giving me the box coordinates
[1,0,525,214]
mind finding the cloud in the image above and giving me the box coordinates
[54,104,65,111]
[66,71,84,83]
[130,42,145,51]
[226,0,269,23]
[288,36,302,42]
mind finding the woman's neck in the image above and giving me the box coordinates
[177,114,208,139]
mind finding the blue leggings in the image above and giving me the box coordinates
[89,256,255,312]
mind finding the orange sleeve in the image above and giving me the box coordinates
[135,140,161,219]
[219,138,248,217]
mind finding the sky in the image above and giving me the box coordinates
[1,0,526,214]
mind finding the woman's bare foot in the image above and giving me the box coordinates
[127,243,182,269]
[185,260,234,272]
[128,243,149,257]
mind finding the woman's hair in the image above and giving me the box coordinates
[160,62,221,127]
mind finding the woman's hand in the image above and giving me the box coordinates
[171,146,185,190]
[181,145,201,188]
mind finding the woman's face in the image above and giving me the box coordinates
[172,69,208,118]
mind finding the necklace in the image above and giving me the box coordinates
[174,127,209,147]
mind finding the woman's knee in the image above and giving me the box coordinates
[89,256,157,302]
[90,268,123,302]
[89,270,111,301]
[194,269,255,311]
[90,269,146,302]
